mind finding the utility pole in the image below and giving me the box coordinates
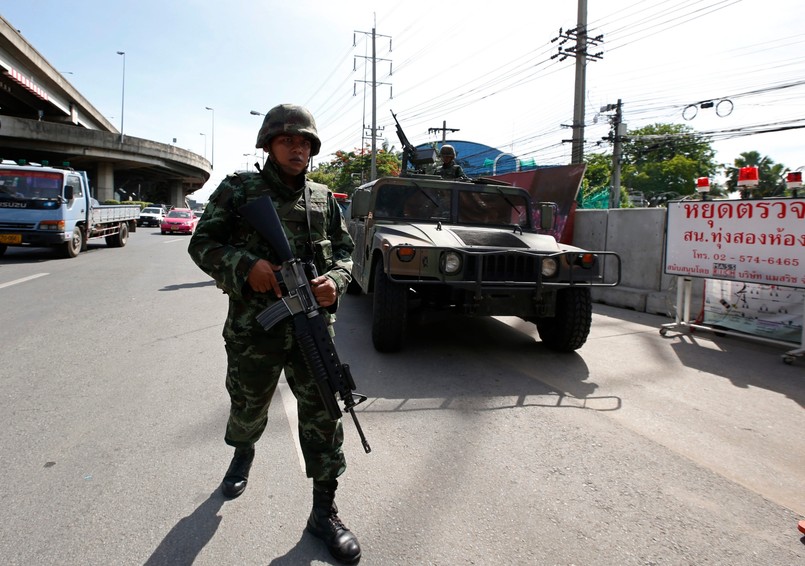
[354,22,392,182]
[603,99,625,208]
[370,27,377,180]
[551,0,603,164]
[428,121,460,143]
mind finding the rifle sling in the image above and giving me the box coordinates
[304,185,315,258]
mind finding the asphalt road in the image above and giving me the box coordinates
[0,230,803,566]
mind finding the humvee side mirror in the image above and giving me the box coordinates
[352,190,372,218]
[538,202,557,231]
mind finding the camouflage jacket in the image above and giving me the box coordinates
[188,163,354,342]
[435,161,465,179]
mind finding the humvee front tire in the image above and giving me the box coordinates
[536,287,592,352]
[372,260,407,352]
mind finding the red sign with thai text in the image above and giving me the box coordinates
[664,198,805,289]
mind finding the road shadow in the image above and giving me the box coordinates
[338,294,620,413]
[0,242,119,263]
[0,246,61,263]
[267,530,341,565]
[143,489,224,566]
[580,303,805,408]
[668,332,805,407]
[159,279,218,291]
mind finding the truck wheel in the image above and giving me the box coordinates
[536,287,592,352]
[0,244,6,256]
[62,227,83,258]
[106,223,129,247]
[372,260,407,352]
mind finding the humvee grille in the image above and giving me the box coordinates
[465,252,542,282]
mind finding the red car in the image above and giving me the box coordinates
[160,208,199,235]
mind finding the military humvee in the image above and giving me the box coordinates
[346,172,621,353]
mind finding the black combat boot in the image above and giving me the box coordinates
[306,481,361,563]
[220,446,254,499]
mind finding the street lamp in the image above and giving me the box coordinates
[199,133,207,159]
[116,51,126,141]
[205,106,215,169]
[250,111,266,165]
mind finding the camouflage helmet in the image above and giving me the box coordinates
[255,104,321,156]
[440,144,456,157]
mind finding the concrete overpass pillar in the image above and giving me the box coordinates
[95,162,115,202]
[168,180,185,208]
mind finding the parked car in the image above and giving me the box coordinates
[138,206,166,227]
[160,208,199,235]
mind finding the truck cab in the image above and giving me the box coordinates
[0,161,139,258]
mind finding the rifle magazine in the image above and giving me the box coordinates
[256,300,293,330]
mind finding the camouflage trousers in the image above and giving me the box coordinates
[223,323,346,482]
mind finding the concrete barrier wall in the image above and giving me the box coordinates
[573,208,704,318]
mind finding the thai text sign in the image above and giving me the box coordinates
[664,198,805,289]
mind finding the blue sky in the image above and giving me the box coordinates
[4,0,805,200]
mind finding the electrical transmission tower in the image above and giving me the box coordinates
[354,25,392,182]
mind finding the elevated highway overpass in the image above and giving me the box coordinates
[0,14,210,206]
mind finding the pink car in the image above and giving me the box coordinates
[160,208,199,235]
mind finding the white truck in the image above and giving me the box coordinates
[0,161,140,258]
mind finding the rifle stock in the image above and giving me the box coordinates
[239,195,371,454]
[238,194,293,262]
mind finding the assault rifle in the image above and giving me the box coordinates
[239,195,371,454]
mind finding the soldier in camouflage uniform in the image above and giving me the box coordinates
[434,144,466,179]
[188,104,361,563]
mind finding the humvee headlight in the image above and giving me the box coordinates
[440,251,462,274]
[541,257,558,277]
[396,246,416,262]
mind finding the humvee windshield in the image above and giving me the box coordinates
[374,183,529,227]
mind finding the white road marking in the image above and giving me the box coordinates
[162,238,187,243]
[277,371,306,471]
[0,272,49,290]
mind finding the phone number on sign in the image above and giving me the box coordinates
[737,255,800,266]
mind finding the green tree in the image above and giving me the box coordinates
[310,144,401,195]
[621,123,717,201]
[583,152,611,191]
[723,151,787,198]
[307,163,338,188]
[579,152,613,208]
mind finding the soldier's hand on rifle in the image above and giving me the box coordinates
[247,258,283,297]
[310,275,337,307]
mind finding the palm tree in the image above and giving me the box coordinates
[723,151,787,198]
